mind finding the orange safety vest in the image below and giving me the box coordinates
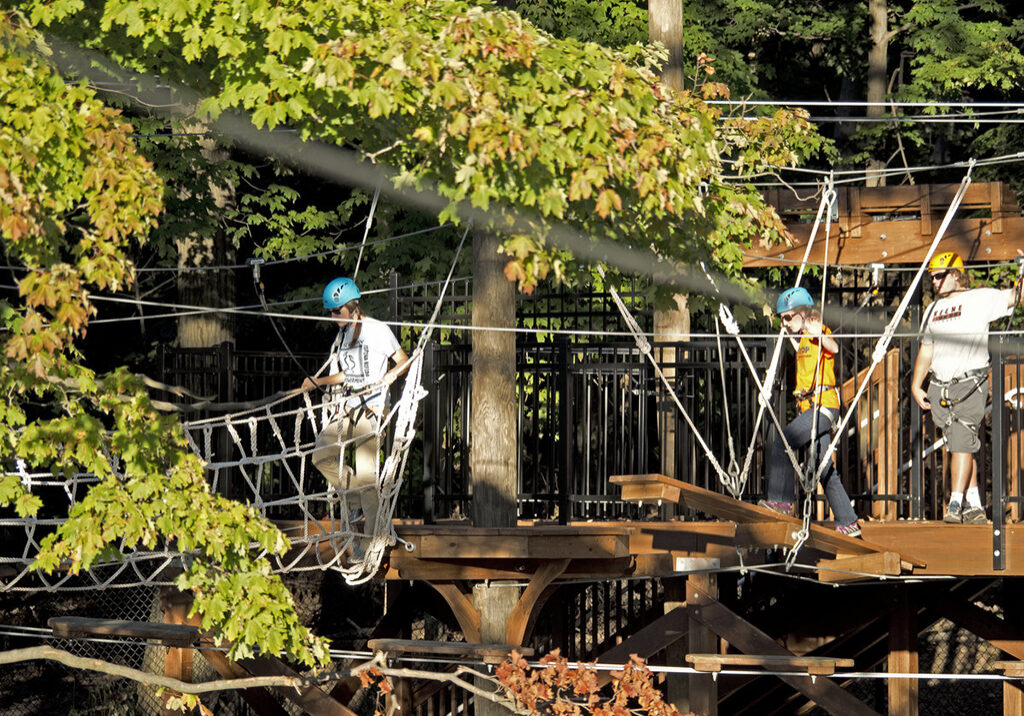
[795,327,840,412]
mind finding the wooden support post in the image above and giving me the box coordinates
[662,578,688,709]
[888,586,918,716]
[475,582,521,716]
[686,574,719,716]
[997,662,1024,716]
[160,588,200,716]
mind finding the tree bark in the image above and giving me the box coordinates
[649,1,690,484]
[470,229,517,528]
[866,0,888,187]
[648,0,685,91]
[176,131,236,348]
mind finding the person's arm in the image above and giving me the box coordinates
[911,342,933,410]
[302,371,346,392]
[803,316,839,355]
[380,347,411,386]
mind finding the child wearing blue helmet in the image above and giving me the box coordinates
[759,287,861,537]
[302,278,410,551]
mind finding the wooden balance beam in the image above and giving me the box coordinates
[49,616,201,648]
[611,474,926,572]
[367,638,534,665]
[686,653,855,676]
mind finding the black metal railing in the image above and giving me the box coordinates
[155,318,1024,557]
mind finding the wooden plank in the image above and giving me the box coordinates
[816,552,902,584]
[734,522,796,547]
[367,639,532,663]
[687,583,880,716]
[685,654,854,676]
[620,482,682,505]
[48,617,200,648]
[612,474,925,566]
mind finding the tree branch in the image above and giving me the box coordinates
[0,645,526,713]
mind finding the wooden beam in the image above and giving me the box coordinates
[238,655,358,716]
[686,582,879,716]
[935,598,1024,660]
[888,587,918,716]
[995,662,1024,716]
[593,607,689,688]
[506,559,569,646]
[687,574,718,716]
[861,523,1022,576]
[425,581,482,643]
[387,556,635,581]
[200,647,290,716]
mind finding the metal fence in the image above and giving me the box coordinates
[155,280,1024,545]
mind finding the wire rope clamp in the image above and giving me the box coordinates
[246,257,265,285]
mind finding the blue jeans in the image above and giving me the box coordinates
[766,408,858,525]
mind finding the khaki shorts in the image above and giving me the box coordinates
[927,377,988,454]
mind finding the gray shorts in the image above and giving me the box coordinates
[927,377,988,453]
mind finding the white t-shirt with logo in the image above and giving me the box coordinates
[921,287,1013,382]
[328,316,402,412]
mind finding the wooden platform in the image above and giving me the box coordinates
[268,475,1024,583]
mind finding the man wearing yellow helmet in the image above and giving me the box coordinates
[911,251,1022,523]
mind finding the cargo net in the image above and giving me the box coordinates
[0,350,425,591]
[1,230,468,593]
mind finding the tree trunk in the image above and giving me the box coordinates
[648,0,685,91]
[649,1,689,484]
[470,230,517,528]
[176,132,236,348]
[866,0,888,187]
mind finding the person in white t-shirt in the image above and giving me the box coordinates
[911,252,1022,524]
[301,277,410,552]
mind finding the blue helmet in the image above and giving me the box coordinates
[776,286,814,314]
[323,277,361,310]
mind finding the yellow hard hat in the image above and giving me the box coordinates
[928,251,963,272]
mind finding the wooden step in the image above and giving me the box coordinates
[686,653,855,676]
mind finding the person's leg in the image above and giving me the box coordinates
[312,420,342,489]
[765,410,816,508]
[944,378,988,522]
[346,412,381,533]
[950,452,974,495]
[814,430,858,526]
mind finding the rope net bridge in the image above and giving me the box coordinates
[0,232,470,593]
[0,345,425,592]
